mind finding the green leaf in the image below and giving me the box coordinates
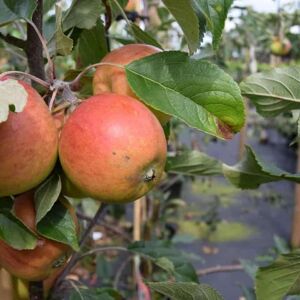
[129,23,163,49]
[55,3,73,56]
[37,200,79,251]
[162,0,200,53]
[148,282,223,300]
[192,0,234,50]
[166,150,222,176]
[126,51,245,139]
[63,0,103,31]
[3,0,36,19]
[34,173,62,224]
[0,0,17,26]
[256,251,300,300]
[223,145,300,189]
[69,287,122,300]
[128,240,199,283]
[77,19,108,67]
[0,210,37,250]
[0,79,28,123]
[240,66,300,117]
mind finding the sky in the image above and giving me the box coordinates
[234,0,298,12]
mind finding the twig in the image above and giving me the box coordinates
[76,212,132,242]
[0,32,26,49]
[77,246,128,261]
[54,204,108,288]
[79,204,107,246]
[197,264,243,276]
[29,281,44,300]
[69,62,124,90]
[113,255,133,289]
[0,71,50,89]
[102,0,112,32]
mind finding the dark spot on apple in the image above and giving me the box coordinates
[124,155,130,161]
[112,152,116,155]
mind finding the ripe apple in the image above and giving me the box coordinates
[0,80,58,196]
[93,44,170,125]
[59,93,167,203]
[0,192,76,281]
[271,37,292,56]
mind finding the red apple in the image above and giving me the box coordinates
[93,44,170,125]
[0,192,76,281]
[59,93,167,203]
[0,80,58,196]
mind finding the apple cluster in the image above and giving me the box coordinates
[0,44,168,281]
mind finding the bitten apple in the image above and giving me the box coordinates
[59,93,167,203]
[0,80,58,196]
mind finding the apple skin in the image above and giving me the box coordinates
[125,0,140,12]
[0,80,58,196]
[271,37,292,56]
[59,93,167,203]
[93,44,170,125]
[0,192,76,281]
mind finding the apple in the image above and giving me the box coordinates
[93,44,170,125]
[0,80,58,196]
[125,0,141,12]
[271,37,292,56]
[0,192,77,281]
[59,93,167,203]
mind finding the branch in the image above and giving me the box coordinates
[102,0,112,32]
[0,32,26,49]
[197,264,243,276]
[76,212,131,242]
[25,0,46,81]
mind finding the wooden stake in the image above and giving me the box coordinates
[291,145,300,248]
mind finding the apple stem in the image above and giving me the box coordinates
[69,62,125,91]
[48,88,59,111]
